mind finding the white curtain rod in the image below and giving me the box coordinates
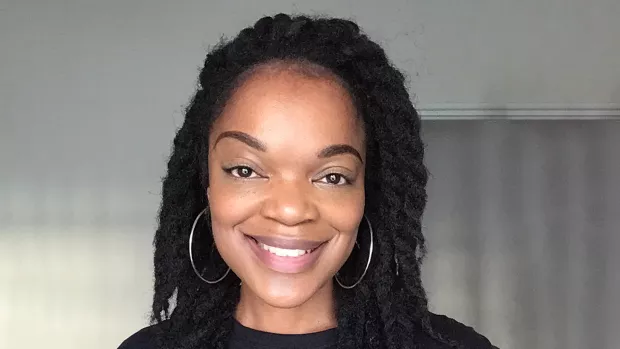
[416,103,620,120]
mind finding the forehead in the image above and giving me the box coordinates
[210,67,365,152]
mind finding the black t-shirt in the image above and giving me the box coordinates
[118,313,497,348]
[117,319,337,349]
[228,319,337,349]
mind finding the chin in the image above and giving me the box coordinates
[251,277,328,309]
[259,290,316,309]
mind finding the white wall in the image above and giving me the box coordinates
[1,1,619,348]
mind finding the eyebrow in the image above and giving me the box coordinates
[318,144,364,164]
[213,131,267,152]
[212,130,363,163]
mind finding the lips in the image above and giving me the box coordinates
[244,234,327,274]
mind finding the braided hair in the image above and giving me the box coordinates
[151,13,459,349]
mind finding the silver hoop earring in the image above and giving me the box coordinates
[189,208,231,284]
[335,215,374,289]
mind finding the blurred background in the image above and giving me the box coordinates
[1,1,619,348]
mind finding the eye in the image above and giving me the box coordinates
[225,166,260,179]
[318,173,350,186]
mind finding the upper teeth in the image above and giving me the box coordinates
[259,243,311,257]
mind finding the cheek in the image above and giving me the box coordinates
[206,177,260,260]
[207,170,261,225]
[319,186,366,235]
[209,189,255,223]
[208,185,257,274]
[209,192,257,250]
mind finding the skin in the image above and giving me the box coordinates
[206,65,366,335]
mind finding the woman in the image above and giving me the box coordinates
[119,13,497,349]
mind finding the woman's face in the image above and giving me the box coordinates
[207,66,366,309]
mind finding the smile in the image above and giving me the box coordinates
[257,242,313,257]
[244,234,326,274]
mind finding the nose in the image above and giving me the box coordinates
[260,179,319,226]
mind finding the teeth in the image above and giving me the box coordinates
[259,243,311,257]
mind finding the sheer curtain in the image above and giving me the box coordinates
[422,120,620,349]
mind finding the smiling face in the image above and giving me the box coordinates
[206,64,366,311]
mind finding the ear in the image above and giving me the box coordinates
[206,186,211,201]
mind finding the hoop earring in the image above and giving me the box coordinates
[189,208,231,284]
[335,215,374,289]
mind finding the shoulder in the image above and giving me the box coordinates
[428,312,498,349]
[117,321,170,349]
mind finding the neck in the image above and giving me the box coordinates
[234,281,337,334]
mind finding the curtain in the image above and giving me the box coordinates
[422,120,620,349]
